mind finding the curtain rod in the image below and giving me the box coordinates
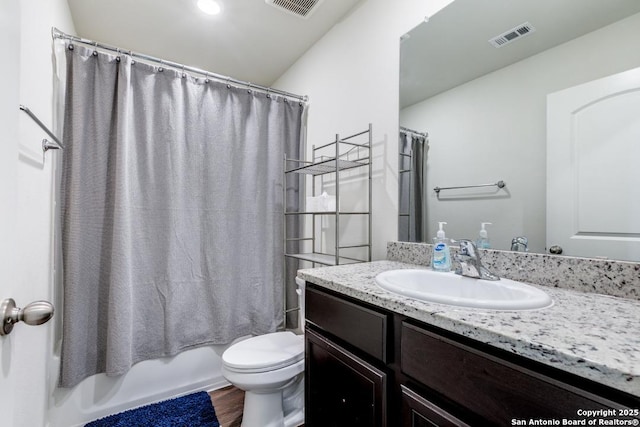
[51,27,309,103]
[400,126,428,137]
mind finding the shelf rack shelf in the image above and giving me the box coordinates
[286,158,369,176]
[284,252,365,266]
[284,211,370,216]
[283,123,373,269]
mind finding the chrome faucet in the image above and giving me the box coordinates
[511,236,528,252]
[454,239,500,281]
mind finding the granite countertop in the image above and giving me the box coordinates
[297,260,640,398]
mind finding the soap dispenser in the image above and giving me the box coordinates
[432,222,452,272]
[476,222,492,249]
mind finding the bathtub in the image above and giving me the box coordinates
[47,343,231,427]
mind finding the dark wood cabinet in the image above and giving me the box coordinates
[305,327,387,427]
[304,284,640,427]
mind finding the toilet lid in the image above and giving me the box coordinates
[223,331,304,373]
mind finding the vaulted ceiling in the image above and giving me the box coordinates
[66,0,362,87]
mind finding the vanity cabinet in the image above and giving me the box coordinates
[304,283,640,426]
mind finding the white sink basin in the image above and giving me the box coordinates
[375,269,553,310]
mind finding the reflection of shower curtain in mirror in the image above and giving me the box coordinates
[57,43,305,388]
[399,131,428,242]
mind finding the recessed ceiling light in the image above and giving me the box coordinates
[197,0,222,15]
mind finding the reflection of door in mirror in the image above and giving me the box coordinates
[547,66,640,261]
[398,128,428,242]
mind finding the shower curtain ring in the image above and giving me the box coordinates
[181,65,186,78]
[204,72,210,84]
[247,83,252,94]
[115,48,121,63]
[158,60,164,72]
[92,42,98,56]
[266,88,271,99]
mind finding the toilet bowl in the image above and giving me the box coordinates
[221,278,306,427]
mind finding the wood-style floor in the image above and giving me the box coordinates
[209,385,245,427]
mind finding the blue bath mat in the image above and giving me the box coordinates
[85,391,220,427]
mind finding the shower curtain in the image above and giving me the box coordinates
[399,130,428,242]
[57,43,305,388]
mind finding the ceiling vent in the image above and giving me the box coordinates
[265,0,325,19]
[488,22,536,48]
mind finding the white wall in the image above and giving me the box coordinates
[274,0,455,261]
[400,12,640,252]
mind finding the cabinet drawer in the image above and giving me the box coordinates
[401,322,624,424]
[306,285,389,362]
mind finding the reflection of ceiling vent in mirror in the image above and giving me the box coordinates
[265,0,325,19]
[489,22,536,48]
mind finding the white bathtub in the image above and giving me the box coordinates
[47,343,232,427]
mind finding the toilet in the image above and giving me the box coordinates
[221,278,306,427]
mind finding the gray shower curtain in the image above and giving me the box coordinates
[58,44,305,387]
[399,131,428,242]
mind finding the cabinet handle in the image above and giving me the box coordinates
[1,298,54,336]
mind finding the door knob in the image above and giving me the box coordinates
[1,298,54,336]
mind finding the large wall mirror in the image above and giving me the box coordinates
[399,0,640,261]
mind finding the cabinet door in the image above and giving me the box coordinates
[401,385,470,427]
[305,327,387,427]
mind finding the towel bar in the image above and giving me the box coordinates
[434,180,505,195]
[19,105,64,152]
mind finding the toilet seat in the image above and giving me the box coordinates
[222,331,304,373]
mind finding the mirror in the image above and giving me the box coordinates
[399,0,640,260]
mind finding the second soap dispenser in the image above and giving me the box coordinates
[476,222,492,249]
